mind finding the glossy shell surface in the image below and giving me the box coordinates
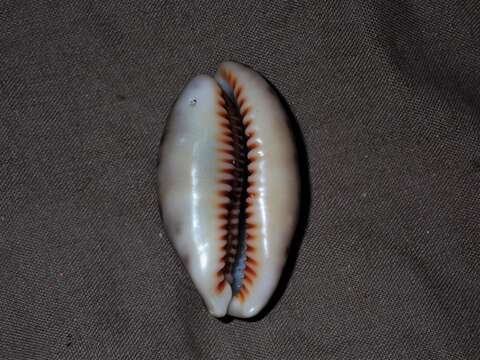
[158,62,300,318]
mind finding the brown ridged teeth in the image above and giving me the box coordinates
[216,86,253,296]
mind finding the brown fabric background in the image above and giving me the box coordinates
[1,1,479,359]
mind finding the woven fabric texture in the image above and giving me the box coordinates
[1,1,479,359]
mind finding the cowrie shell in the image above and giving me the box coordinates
[157,62,300,318]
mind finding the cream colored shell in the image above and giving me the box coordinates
[157,62,300,318]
